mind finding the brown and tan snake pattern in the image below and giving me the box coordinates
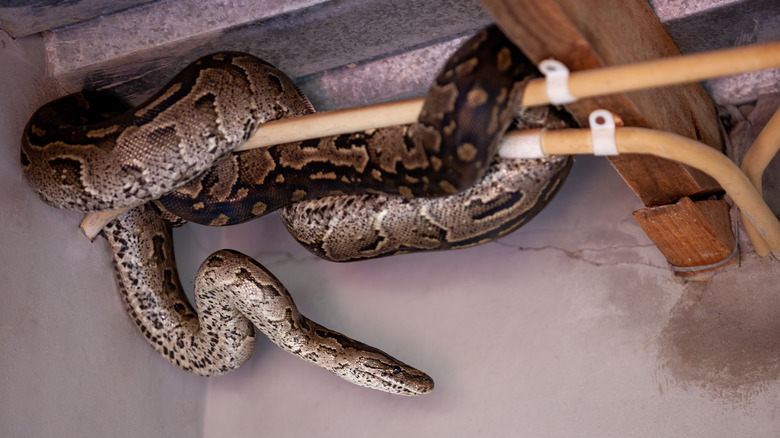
[20,26,573,395]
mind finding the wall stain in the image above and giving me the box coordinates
[657,258,780,404]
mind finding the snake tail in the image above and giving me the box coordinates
[103,204,433,395]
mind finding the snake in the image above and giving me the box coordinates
[20,25,573,395]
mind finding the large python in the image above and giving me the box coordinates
[20,26,573,395]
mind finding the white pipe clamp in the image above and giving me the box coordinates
[539,59,576,105]
[589,109,619,156]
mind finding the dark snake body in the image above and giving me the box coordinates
[156,25,535,226]
[20,26,573,395]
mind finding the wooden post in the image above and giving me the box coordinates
[481,0,735,276]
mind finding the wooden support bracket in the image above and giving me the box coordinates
[480,0,736,275]
[633,198,736,279]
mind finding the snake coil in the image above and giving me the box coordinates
[21,25,573,395]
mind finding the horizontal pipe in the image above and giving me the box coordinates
[81,42,780,244]
[243,41,780,151]
[82,126,780,256]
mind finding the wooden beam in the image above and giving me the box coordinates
[633,198,736,279]
[481,0,735,275]
[480,0,723,206]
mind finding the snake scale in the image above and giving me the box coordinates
[20,25,573,395]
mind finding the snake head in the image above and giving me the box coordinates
[346,351,435,396]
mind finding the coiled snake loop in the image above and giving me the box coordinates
[20,26,573,395]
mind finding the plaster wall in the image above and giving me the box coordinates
[190,150,780,438]
[0,31,205,438]
[1,1,779,435]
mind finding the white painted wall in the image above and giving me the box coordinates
[0,31,205,438]
[2,9,779,436]
[189,156,780,437]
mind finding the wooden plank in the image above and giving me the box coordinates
[633,198,736,278]
[480,0,724,206]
